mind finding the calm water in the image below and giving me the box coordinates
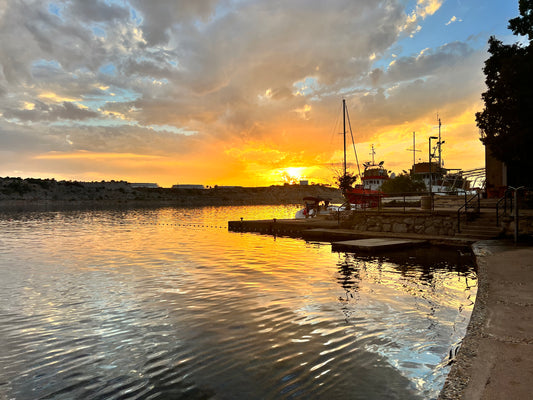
[0,205,476,399]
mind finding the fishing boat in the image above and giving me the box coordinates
[344,184,384,209]
[361,145,390,190]
[408,118,480,195]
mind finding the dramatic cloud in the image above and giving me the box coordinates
[0,0,519,186]
[3,101,100,122]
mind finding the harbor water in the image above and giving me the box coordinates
[0,205,477,399]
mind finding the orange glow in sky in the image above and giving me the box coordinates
[0,1,519,187]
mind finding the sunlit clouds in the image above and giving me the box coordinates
[0,0,519,186]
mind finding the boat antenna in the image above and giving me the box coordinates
[406,131,421,174]
[344,101,362,180]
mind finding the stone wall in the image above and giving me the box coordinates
[346,211,458,236]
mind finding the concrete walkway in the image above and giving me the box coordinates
[439,241,533,399]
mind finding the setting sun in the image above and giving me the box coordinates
[271,167,308,185]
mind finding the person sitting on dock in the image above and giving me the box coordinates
[304,202,311,218]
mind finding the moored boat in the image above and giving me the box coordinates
[295,196,346,219]
[361,145,390,191]
[344,185,384,208]
[338,100,387,209]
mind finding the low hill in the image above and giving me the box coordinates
[0,177,344,207]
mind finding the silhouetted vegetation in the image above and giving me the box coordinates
[380,174,426,194]
[0,177,344,206]
[476,0,533,187]
[335,171,358,193]
[1,178,31,196]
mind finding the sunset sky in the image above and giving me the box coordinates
[0,0,520,187]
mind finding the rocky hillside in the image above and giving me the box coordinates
[0,177,344,207]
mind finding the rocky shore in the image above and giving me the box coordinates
[0,177,344,208]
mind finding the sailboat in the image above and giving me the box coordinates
[339,99,388,208]
[294,99,386,219]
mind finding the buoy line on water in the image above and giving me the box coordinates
[135,222,227,229]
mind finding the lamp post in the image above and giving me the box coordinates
[509,186,525,243]
[429,136,438,209]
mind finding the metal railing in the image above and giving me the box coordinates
[495,187,533,224]
[343,191,466,214]
[495,187,530,243]
[456,192,480,233]
[496,189,514,226]
[375,191,427,212]
[336,200,352,224]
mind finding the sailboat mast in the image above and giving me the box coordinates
[343,99,347,176]
[413,132,416,174]
[438,117,442,168]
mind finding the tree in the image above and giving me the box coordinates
[508,0,533,41]
[380,174,426,194]
[476,0,533,187]
[335,171,358,193]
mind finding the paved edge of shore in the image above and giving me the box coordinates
[439,240,533,399]
[438,241,492,399]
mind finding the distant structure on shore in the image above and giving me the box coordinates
[172,184,205,189]
[130,183,159,188]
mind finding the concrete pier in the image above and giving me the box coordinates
[228,218,475,247]
[228,218,340,237]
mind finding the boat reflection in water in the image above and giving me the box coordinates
[0,205,476,399]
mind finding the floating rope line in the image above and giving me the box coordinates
[135,222,227,229]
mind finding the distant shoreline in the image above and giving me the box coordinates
[0,177,344,210]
